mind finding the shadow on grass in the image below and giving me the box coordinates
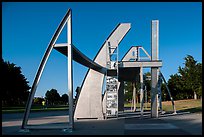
[178,107,202,113]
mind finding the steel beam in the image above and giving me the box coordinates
[158,69,163,113]
[54,44,106,73]
[119,61,162,68]
[160,72,177,114]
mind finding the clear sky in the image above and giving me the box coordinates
[2,2,202,97]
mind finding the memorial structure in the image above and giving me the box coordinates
[21,9,176,131]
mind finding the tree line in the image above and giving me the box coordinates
[168,55,202,100]
[1,59,30,106]
[1,59,69,107]
[33,89,69,106]
[1,54,202,107]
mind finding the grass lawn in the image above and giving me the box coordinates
[2,99,202,114]
[124,99,202,113]
[2,105,69,113]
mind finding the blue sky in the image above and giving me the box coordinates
[2,2,202,97]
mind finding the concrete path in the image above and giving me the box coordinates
[2,110,202,135]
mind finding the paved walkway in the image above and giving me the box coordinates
[2,111,202,135]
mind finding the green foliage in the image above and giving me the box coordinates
[124,82,133,102]
[1,59,30,106]
[61,94,68,105]
[45,89,61,105]
[75,86,81,99]
[33,97,45,105]
[74,86,81,104]
[144,72,151,91]
[168,55,202,100]
[161,83,168,101]
[124,72,152,103]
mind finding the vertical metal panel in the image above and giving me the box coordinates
[105,40,119,118]
[118,81,124,112]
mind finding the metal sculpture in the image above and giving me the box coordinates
[21,9,176,132]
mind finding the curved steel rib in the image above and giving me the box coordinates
[21,9,71,129]
[54,43,107,73]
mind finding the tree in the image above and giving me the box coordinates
[33,97,45,105]
[61,94,68,105]
[74,86,81,105]
[193,62,202,98]
[124,82,133,103]
[1,59,30,106]
[178,55,202,99]
[143,72,151,102]
[168,55,202,100]
[45,89,60,105]
[161,83,168,101]
[168,74,190,100]
[124,72,152,103]
[144,72,151,92]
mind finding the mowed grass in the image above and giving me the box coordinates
[124,99,202,113]
[2,105,69,113]
[162,99,202,112]
[3,99,202,114]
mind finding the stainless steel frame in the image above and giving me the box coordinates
[20,8,176,132]
[21,9,73,130]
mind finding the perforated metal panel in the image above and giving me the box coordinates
[106,40,119,117]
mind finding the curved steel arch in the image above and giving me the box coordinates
[21,9,71,129]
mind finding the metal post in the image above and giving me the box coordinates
[136,46,139,61]
[131,92,133,111]
[151,20,159,118]
[140,67,144,117]
[160,72,176,114]
[67,9,74,130]
[116,40,119,118]
[151,68,159,118]
[145,86,147,110]
[133,82,137,112]
[158,71,163,113]
[137,47,140,61]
